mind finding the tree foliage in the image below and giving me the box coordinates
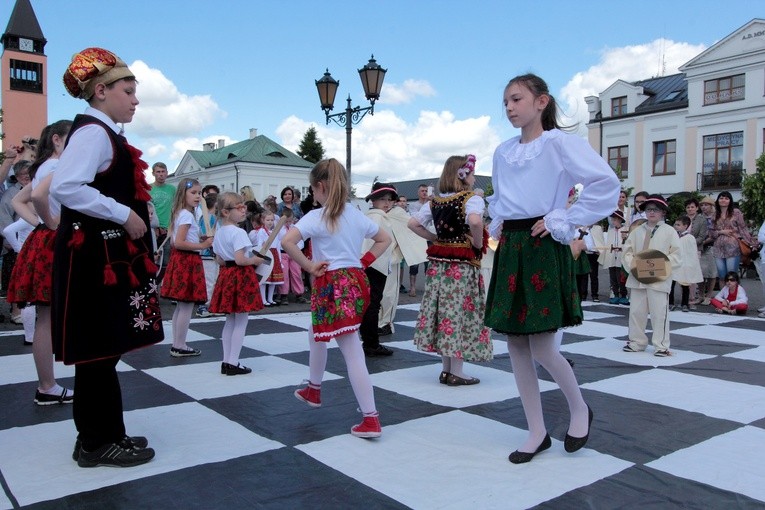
[296,126,325,163]
[740,152,765,227]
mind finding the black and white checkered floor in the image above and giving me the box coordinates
[2,302,765,509]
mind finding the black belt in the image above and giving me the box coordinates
[503,217,543,231]
[224,261,238,267]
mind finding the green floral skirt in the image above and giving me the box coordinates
[485,230,582,335]
[413,260,493,361]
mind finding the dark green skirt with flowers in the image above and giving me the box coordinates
[485,228,582,335]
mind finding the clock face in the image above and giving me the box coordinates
[19,38,33,52]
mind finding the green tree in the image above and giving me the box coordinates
[666,190,704,224]
[740,153,765,227]
[296,126,325,163]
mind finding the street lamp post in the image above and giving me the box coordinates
[315,55,387,182]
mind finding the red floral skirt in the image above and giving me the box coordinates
[209,264,263,314]
[7,225,56,305]
[311,267,369,341]
[160,249,207,303]
[266,247,285,284]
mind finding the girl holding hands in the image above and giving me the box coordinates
[485,74,619,463]
[282,158,391,438]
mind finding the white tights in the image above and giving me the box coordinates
[221,312,249,365]
[507,331,588,453]
[171,302,194,349]
[306,328,376,415]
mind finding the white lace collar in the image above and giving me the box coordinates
[498,129,560,166]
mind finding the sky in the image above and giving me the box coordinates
[1,0,762,197]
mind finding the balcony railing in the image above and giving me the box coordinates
[698,168,745,191]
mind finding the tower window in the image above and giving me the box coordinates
[9,59,43,93]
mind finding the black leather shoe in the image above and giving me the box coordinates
[377,324,393,336]
[508,433,551,464]
[438,371,450,384]
[222,362,252,375]
[364,345,394,357]
[564,405,593,453]
[446,374,480,386]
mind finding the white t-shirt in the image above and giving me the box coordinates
[249,226,283,252]
[173,209,200,248]
[32,159,62,218]
[213,224,254,261]
[294,206,378,271]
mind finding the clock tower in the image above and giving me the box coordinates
[1,0,47,150]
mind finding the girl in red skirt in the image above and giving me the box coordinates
[282,158,391,438]
[161,178,213,357]
[8,120,74,405]
[249,210,284,306]
[210,192,267,375]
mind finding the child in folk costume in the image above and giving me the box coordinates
[8,121,74,405]
[711,271,749,315]
[249,210,285,306]
[621,195,682,356]
[409,154,493,385]
[52,48,162,467]
[602,210,629,305]
[277,208,307,305]
[378,198,428,333]
[160,178,213,357]
[210,192,267,375]
[282,158,391,438]
[485,74,620,464]
[359,182,398,357]
[580,221,605,302]
[669,215,703,312]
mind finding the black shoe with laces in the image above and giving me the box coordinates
[77,441,155,468]
[73,435,149,461]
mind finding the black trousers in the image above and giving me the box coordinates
[73,356,126,451]
[669,281,690,306]
[360,267,387,349]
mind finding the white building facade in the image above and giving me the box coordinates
[585,19,765,200]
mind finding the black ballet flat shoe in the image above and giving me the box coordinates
[446,374,480,386]
[438,371,450,384]
[508,433,551,464]
[221,362,252,376]
[564,405,593,453]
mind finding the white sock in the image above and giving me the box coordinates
[21,306,36,343]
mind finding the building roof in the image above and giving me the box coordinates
[186,135,313,169]
[632,73,688,114]
[2,0,45,41]
[389,175,492,200]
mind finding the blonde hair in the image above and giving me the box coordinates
[215,192,243,224]
[437,155,471,194]
[309,158,348,232]
[168,178,200,240]
[240,185,255,202]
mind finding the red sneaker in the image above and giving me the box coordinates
[294,384,321,408]
[351,415,382,438]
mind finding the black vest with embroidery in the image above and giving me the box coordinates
[426,191,482,267]
[52,114,163,364]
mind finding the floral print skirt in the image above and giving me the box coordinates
[311,267,370,341]
[209,264,263,314]
[413,260,493,361]
[8,225,56,305]
[485,230,582,335]
[161,249,207,303]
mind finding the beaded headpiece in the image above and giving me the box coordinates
[457,154,476,180]
[63,47,135,100]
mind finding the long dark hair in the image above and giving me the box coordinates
[714,191,735,221]
[505,73,576,132]
[28,120,72,179]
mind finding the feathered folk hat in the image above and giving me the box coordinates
[63,47,135,100]
[365,182,399,202]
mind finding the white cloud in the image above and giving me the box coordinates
[129,60,226,138]
[380,79,436,105]
[276,109,499,197]
[560,39,706,134]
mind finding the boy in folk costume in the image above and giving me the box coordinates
[621,195,681,357]
[669,215,703,312]
[51,48,162,467]
[601,210,628,305]
[377,188,428,336]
